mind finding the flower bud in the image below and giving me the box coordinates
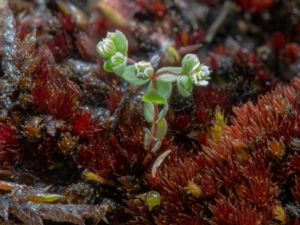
[111,52,127,67]
[96,38,116,59]
[135,61,154,80]
[110,52,127,75]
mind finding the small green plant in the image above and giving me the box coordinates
[97,30,210,152]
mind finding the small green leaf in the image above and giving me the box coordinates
[167,47,180,63]
[103,60,113,73]
[157,80,172,100]
[143,128,153,150]
[177,75,193,97]
[156,74,178,82]
[152,118,168,139]
[114,30,128,55]
[144,102,155,123]
[158,103,169,122]
[113,61,126,76]
[122,65,149,85]
[157,66,181,74]
[142,88,166,105]
[149,80,172,100]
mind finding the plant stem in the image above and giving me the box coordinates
[127,58,136,64]
[148,75,159,150]
[152,104,159,138]
[148,70,178,149]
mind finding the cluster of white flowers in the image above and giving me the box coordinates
[181,53,210,86]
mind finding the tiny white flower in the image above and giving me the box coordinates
[135,61,154,80]
[200,65,210,77]
[190,65,211,86]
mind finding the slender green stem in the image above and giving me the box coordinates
[147,75,160,151]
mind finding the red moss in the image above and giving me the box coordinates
[219,82,299,148]
[292,176,300,202]
[0,123,18,149]
[44,31,72,62]
[237,0,274,13]
[289,154,300,174]
[211,198,265,225]
[210,198,235,225]
[147,153,208,225]
[106,90,123,114]
[136,0,166,17]
[238,156,277,205]
[281,43,300,64]
[77,132,120,179]
[77,106,149,180]
[198,79,300,223]
[0,123,20,168]
[194,86,229,125]
[32,75,81,120]
[72,112,99,138]
[149,155,202,195]
[33,47,56,78]
[271,32,286,54]
[58,14,75,32]
[16,20,32,40]
[173,115,190,132]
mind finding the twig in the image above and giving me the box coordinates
[205,1,239,43]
